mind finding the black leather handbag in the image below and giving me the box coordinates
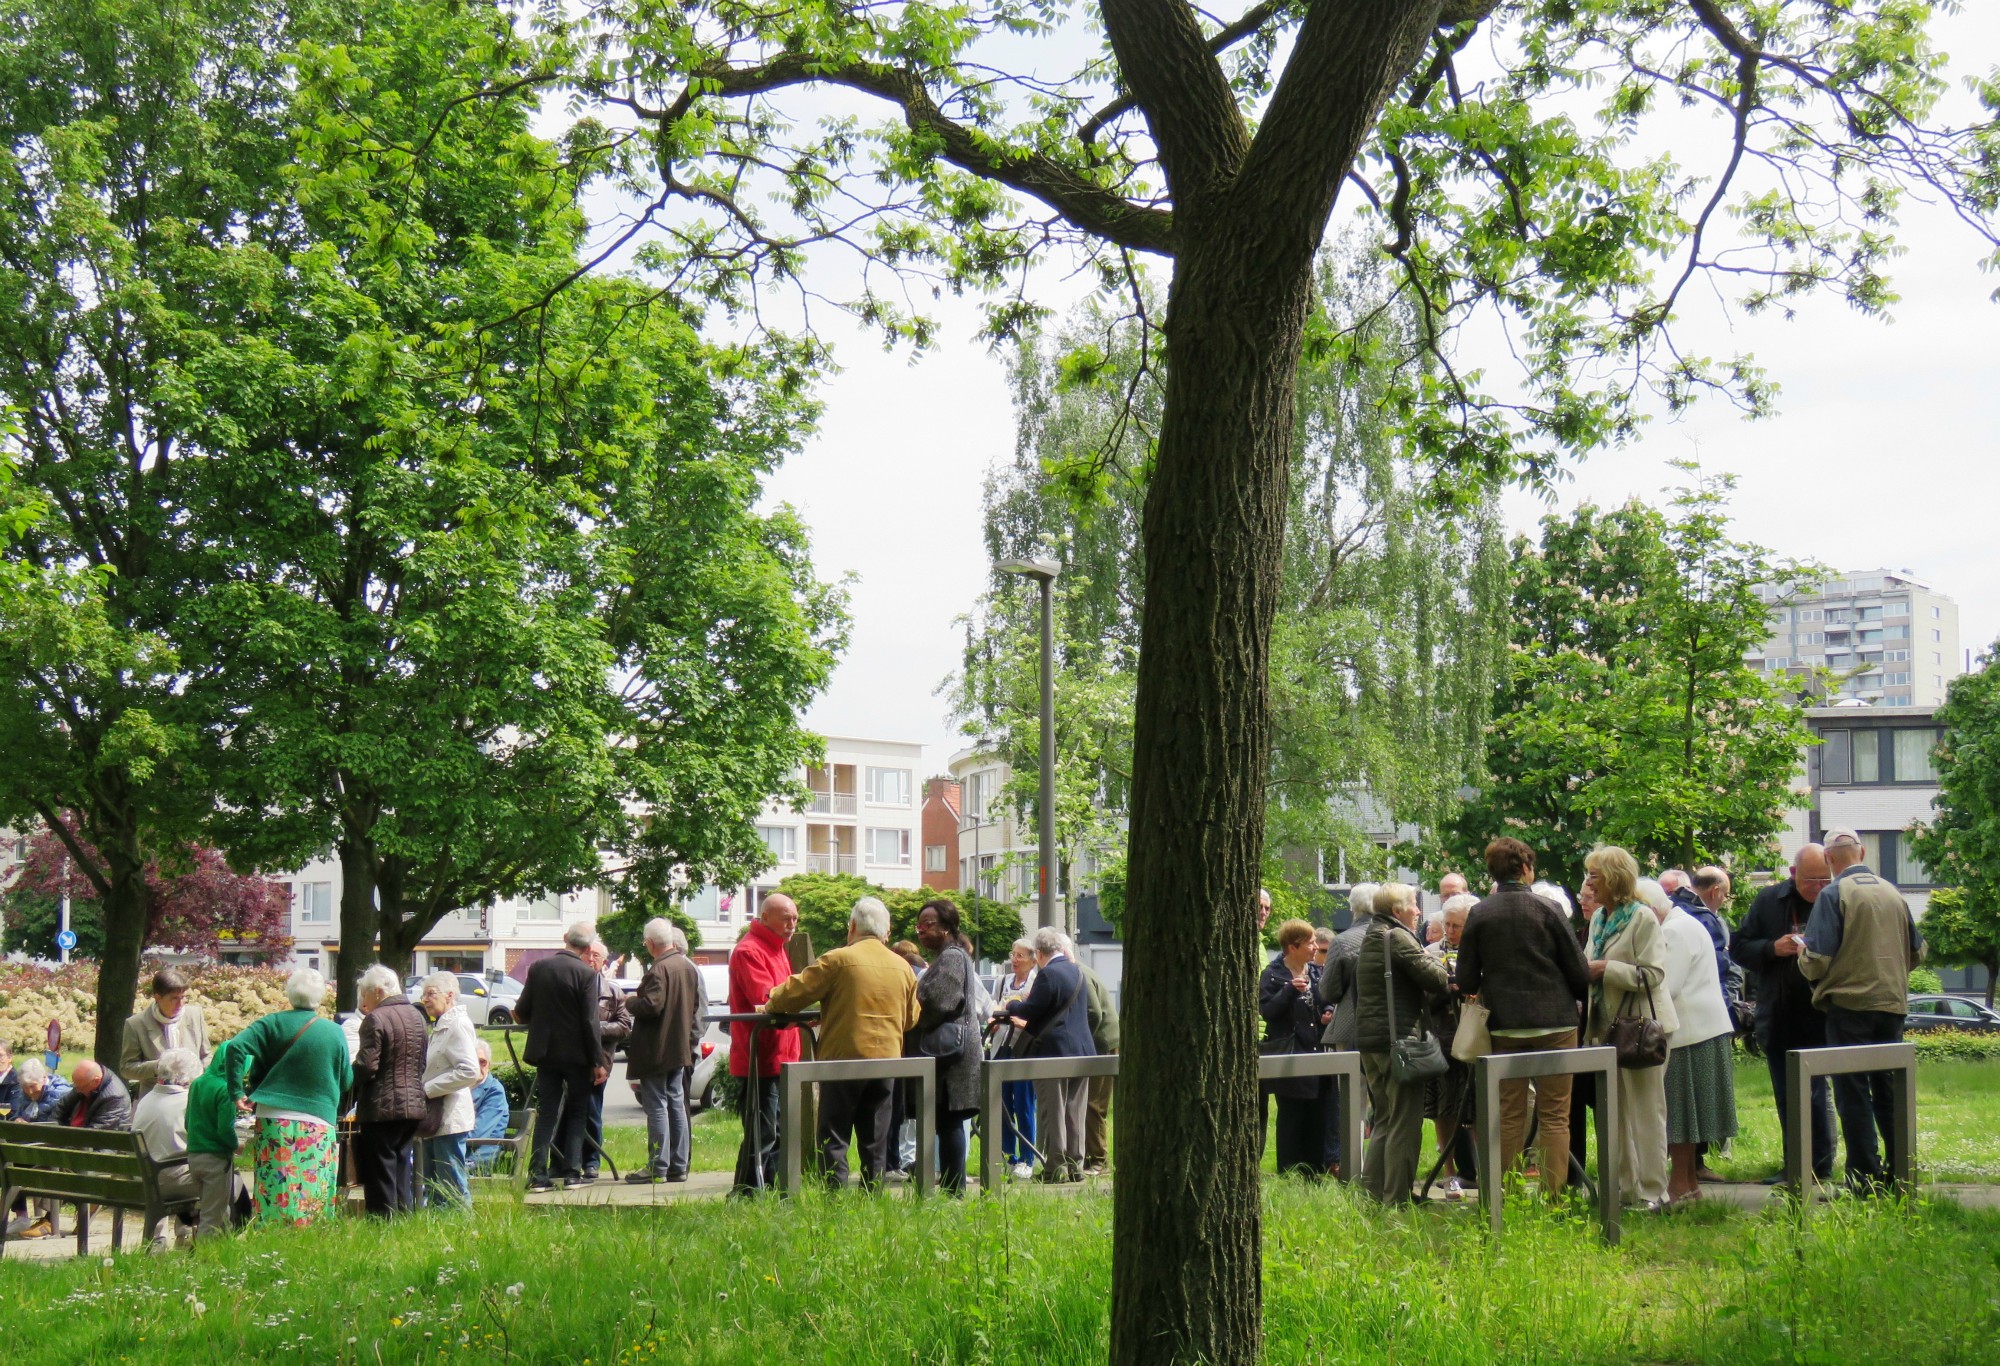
[1383,925,1448,1084]
[1610,977,1669,1069]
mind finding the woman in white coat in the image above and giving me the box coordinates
[418,973,482,1209]
[1640,879,1738,1206]
[1583,846,1677,1210]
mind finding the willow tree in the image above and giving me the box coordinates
[561,2,1996,1358]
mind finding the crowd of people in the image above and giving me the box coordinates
[1260,829,1924,1209]
[0,825,1927,1237]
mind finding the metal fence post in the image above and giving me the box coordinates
[1471,1046,1620,1245]
[777,1056,938,1197]
[1784,1042,1918,1195]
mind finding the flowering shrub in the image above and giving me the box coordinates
[0,962,325,1052]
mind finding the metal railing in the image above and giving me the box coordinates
[805,853,858,875]
[804,791,859,816]
[1471,1046,1622,1245]
[978,1053,1121,1192]
[780,1056,937,1197]
[1784,1042,1917,1192]
[705,1011,821,1192]
[1258,1050,1365,1185]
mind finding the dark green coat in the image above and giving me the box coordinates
[1353,915,1450,1053]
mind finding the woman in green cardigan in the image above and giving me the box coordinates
[231,967,351,1226]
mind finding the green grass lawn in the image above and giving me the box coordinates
[4,1180,1999,1364]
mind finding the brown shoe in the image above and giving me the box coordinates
[18,1216,54,1239]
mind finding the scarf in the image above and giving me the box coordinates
[147,999,182,1050]
[1588,900,1641,962]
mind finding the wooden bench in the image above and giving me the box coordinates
[0,1120,197,1256]
[466,1105,536,1195]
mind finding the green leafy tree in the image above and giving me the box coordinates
[771,872,1023,961]
[0,0,308,1064]
[1446,469,1818,902]
[1911,652,2000,1006]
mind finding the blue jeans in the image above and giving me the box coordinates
[1824,1005,1905,1183]
[638,1069,691,1177]
[423,1132,470,1210]
[1000,1079,1037,1164]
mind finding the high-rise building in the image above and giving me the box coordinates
[1750,570,1960,708]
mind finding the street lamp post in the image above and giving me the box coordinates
[997,557,1060,930]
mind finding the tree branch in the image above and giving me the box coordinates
[1096,0,1253,204]
[1079,0,1286,150]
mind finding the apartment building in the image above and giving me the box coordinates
[947,747,1040,906]
[1779,704,1942,918]
[1752,570,1961,708]
[920,777,963,891]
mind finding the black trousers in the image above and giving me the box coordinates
[1273,1085,1328,1177]
[1766,1013,1837,1179]
[1825,1006,1904,1183]
[818,1077,895,1189]
[732,1077,782,1194]
[530,1063,594,1181]
[583,1074,608,1174]
[355,1119,419,1216]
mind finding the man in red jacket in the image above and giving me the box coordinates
[729,893,801,1193]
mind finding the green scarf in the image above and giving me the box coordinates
[1589,900,1642,961]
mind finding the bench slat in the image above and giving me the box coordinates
[0,1168,148,1204]
[0,1122,144,1155]
[0,1143,145,1179]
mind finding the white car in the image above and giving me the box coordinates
[689,964,732,1112]
[458,973,525,1026]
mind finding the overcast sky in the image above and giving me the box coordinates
[760,10,2000,775]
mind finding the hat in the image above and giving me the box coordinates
[1824,828,1863,849]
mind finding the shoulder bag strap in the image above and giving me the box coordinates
[1379,923,1400,1041]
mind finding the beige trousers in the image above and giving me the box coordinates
[1616,1063,1669,1205]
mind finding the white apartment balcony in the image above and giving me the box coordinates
[806,821,857,876]
[807,853,860,875]
[803,762,859,817]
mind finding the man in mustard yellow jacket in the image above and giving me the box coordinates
[766,896,920,1188]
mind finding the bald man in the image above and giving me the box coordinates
[1731,845,1836,1181]
[728,892,801,1193]
[54,1060,133,1130]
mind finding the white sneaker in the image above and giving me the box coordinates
[1443,1178,1465,1202]
[1010,1162,1034,1180]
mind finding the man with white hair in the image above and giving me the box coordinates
[352,962,428,1215]
[1008,926,1096,1182]
[131,1046,203,1247]
[766,896,920,1189]
[466,1040,511,1171]
[625,918,704,1183]
[516,921,611,1191]
[1311,882,1379,1178]
[578,939,634,1181]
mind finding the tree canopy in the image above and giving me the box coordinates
[1912,649,2000,1005]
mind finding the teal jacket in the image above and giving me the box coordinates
[234,1009,351,1126]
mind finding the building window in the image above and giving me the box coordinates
[866,766,913,806]
[1893,728,1940,783]
[1932,606,1942,618]
[757,824,798,864]
[1859,605,1882,621]
[924,844,949,873]
[1933,629,1943,642]
[1886,599,1909,616]
[1772,657,1789,668]
[1897,832,1930,886]
[299,881,333,925]
[866,827,912,866]
[519,894,562,921]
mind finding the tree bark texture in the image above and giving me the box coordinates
[90,814,151,1071]
[1107,5,1448,1363]
[336,838,376,1012]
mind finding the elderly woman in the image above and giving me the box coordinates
[121,968,212,1098]
[418,971,482,1209]
[1259,918,1329,1177]
[1639,878,1738,1206]
[352,963,430,1215]
[131,1047,204,1246]
[1583,847,1677,1211]
[990,937,1039,1179]
[234,967,350,1226]
[1354,882,1451,1205]
[914,900,984,1194]
[4,1058,71,1238]
[1423,892,1480,1199]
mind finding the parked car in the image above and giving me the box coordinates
[689,964,732,1113]
[399,972,524,1025]
[1904,994,2000,1033]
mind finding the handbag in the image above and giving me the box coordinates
[1382,925,1449,1083]
[1451,997,1492,1063]
[917,949,973,1059]
[1609,976,1669,1069]
[416,1095,447,1139]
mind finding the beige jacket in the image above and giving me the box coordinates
[766,937,920,1062]
[121,1003,212,1096]
[1585,905,1679,1045]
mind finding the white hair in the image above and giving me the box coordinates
[849,896,891,941]
[1530,881,1573,915]
[284,967,327,1010]
[155,1047,201,1088]
[1011,937,1036,956]
[421,971,459,1005]
[18,1057,47,1086]
[563,920,595,951]
[1031,926,1067,957]
[1441,893,1479,919]
[1347,883,1380,921]
[1635,878,1673,913]
[357,964,402,1001]
[642,917,678,950]
[475,1039,493,1064]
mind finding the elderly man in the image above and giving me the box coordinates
[55,1059,133,1130]
[766,896,920,1190]
[517,921,611,1191]
[626,918,705,1184]
[1801,829,1925,1194]
[121,967,211,1098]
[352,963,429,1215]
[131,1047,204,1246]
[1732,843,1838,1182]
[1663,867,1730,990]
[1311,882,1379,1178]
[579,938,634,1181]
[4,1059,73,1238]
[729,893,801,1194]
[467,1041,511,1171]
[0,1041,20,1118]
[1438,870,1469,902]
[1009,926,1096,1183]
[1079,945,1120,1176]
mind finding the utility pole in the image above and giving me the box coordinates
[997,557,1060,930]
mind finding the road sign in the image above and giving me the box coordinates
[55,928,77,952]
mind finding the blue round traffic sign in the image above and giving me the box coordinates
[55,929,77,951]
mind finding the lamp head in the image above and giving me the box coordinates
[996,557,1061,582]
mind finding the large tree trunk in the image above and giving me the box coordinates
[1110,228,1316,1366]
[92,818,152,1071]
[335,837,377,1012]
